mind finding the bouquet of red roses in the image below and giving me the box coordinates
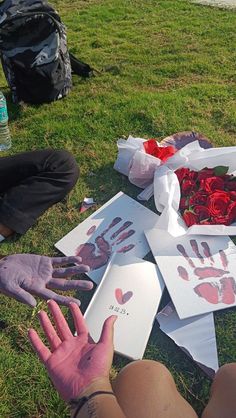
[175,166,236,227]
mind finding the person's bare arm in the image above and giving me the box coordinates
[70,380,126,418]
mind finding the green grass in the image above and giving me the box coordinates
[0,0,236,416]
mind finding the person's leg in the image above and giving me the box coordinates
[0,149,79,235]
[112,360,198,418]
[202,363,236,418]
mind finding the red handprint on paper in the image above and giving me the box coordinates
[75,217,135,271]
[176,239,235,305]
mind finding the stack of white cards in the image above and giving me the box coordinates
[56,191,232,371]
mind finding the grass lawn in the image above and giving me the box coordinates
[0,0,236,416]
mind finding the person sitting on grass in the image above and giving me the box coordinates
[29,300,236,418]
[0,148,79,240]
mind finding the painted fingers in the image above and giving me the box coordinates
[47,278,93,291]
[1,284,37,308]
[52,265,90,278]
[51,256,84,266]
[31,287,82,307]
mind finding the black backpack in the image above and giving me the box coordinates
[0,0,93,104]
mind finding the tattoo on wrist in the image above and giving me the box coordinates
[71,391,115,418]
[87,397,98,418]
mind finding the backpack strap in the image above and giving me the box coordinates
[69,52,95,78]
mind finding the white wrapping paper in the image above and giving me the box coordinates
[156,302,218,379]
[154,141,236,236]
[114,135,162,188]
[114,136,236,236]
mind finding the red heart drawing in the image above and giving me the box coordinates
[115,288,133,305]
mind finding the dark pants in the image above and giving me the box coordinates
[0,149,79,234]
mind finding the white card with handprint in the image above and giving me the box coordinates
[55,192,159,284]
[145,229,236,319]
[84,254,165,360]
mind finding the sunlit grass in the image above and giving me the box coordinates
[0,0,236,416]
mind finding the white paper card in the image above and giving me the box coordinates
[85,254,165,359]
[146,229,236,319]
[156,302,219,378]
[55,192,159,284]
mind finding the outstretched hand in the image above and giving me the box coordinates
[29,300,117,401]
[0,254,93,307]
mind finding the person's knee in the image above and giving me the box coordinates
[126,359,171,375]
[126,359,171,374]
[49,149,79,191]
[202,364,236,418]
[113,360,177,408]
[116,360,173,385]
[52,149,79,175]
[216,363,236,375]
[212,363,236,389]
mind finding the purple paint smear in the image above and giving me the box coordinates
[219,249,228,270]
[177,244,195,268]
[110,221,133,240]
[201,242,214,264]
[177,266,189,281]
[117,244,135,253]
[190,239,204,264]
[87,225,96,236]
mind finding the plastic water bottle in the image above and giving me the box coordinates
[0,91,11,151]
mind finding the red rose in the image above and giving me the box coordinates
[193,205,210,221]
[225,180,236,191]
[181,180,196,196]
[179,197,189,210]
[183,210,199,227]
[200,176,224,193]
[228,201,236,224]
[212,215,231,225]
[197,168,215,181]
[230,191,236,201]
[175,167,190,184]
[188,170,198,181]
[207,191,231,217]
[158,146,176,162]
[143,139,158,156]
[144,139,176,162]
[189,192,207,206]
